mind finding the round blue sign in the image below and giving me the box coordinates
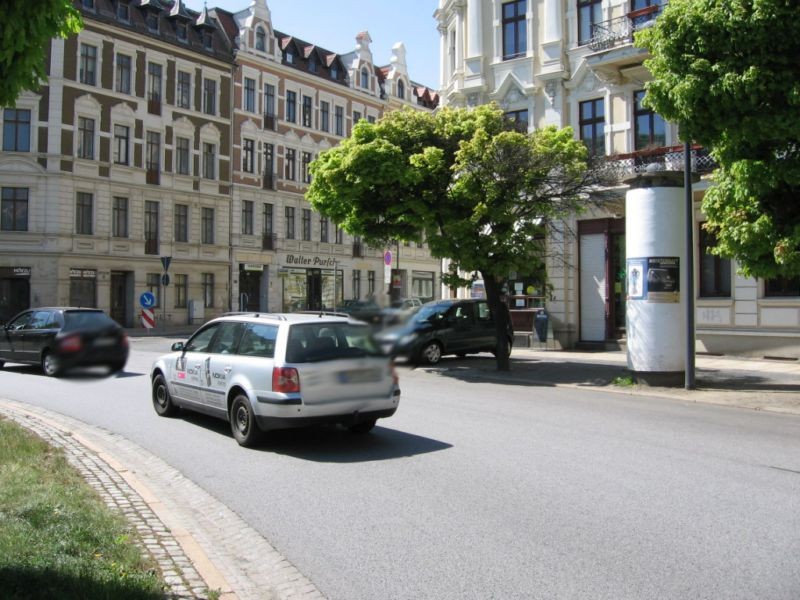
[139,291,156,308]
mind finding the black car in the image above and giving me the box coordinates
[0,307,129,376]
[375,298,513,364]
[340,299,383,325]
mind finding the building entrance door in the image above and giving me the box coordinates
[306,269,322,311]
[0,276,30,324]
[610,233,627,338]
[110,271,129,327]
[239,267,262,311]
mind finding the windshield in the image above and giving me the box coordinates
[64,311,116,330]
[286,322,383,363]
[414,304,449,324]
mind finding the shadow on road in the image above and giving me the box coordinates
[1,364,144,380]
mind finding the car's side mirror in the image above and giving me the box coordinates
[171,341,185,352]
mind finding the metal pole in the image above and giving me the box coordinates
[684,139,696,389]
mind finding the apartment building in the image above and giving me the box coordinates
[0,0,441,327]
[436,0,800,358]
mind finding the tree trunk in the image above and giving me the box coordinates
[482,273,512,371]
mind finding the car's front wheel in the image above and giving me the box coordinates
[41,352,61,377]
[152,374,178,417]
[419,341,443,365]
[230,394,262,447]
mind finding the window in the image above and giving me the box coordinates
[79,43,97,85]
[203,142,216,179]
[765,276,800,297]
[579,98,605,157]
[335,225,343,244]
[699,228,731,298]
[505,109,528,132]
[244,77,256,112]
[286,90,296,123]
[320,216,329,243]
[264,83,276,117]
[302,95,312,127]
[238,324,278,358]
[578,0,602,46]
[116,54,131,94]
[148,62,162,101]
[77,117,94,159]
[397,79,405,99]
[113,124,129,165]
[353,110,362,124]
[263,203,273,235]
[243,138,255,173]
[301,151,312,183]
[320,101,330,132]
[69,272,97,308]
[202,31,212,50]
[1,188,28,232]
[502,0,527,60]
[284,148,296,180]
[242,200,254,235]
[634,90,666,150]
[330,64,338,80]
[264,143,274,175]
[352,269,361,299]
[360,67,369,89]
[201,207,214,244]
[309,56,318,73]
[146,273,160,307]
[3,109,31,152]
[203,79,216,115]
[285,50,294,64]
[177,71,191,109]
[301,208,311,241]
[174,274,187,308]
[75,192,93,235]
[449,30,456,74]
[367,115,376,124]
[117,1,129,21]
[335,106,344,136]
[202,273,214,308]
[255,27,266,51]
[146,11,159,33]
[368,270,375,296]
[174,203,188,242]
[144,200,159,255]
[177,21,188,42]
[175,136,190,175]
[146,131,160,173]
[112,196,128,238]
[285,206,295,239]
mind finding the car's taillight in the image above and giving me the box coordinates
[121,333,129,347]
[272,367,300,393]
[60,335,82,353]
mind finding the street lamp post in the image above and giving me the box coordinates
[684,139,696,389]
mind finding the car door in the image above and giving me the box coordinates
[22,310,56,363]
[174,323,220,405]
[443,302,476,353]
[202,322,246,414]
[0,311,33,362]
[473,301,498,351]
[234,322,278,400]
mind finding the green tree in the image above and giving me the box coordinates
[0,0,82,107]
[307,104,599,371]
[636,0,800,279]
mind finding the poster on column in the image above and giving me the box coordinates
[645,257,679,303]
[626,259,646,300]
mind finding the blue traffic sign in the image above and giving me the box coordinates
[139,291,156,308]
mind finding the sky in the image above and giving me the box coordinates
[186,0,442,89]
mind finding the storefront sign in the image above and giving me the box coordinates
[70,268,97,279]
[242,263,264,271]
[285,254,337,268]
[0,267,31,277]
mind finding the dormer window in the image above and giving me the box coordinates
[116,1,129,21]
[203,31,213,50]
[177,22,188,42]
[255,27,266,51]
[286,50,294,64]
[146,12,159,33]
[82,0,95,10]
[309,57,317,73]
[360,67,369,89]
[397,79,405,100]
[330,64,338,80]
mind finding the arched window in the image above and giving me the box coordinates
[397,79,405,100]
[255,27,266,51]
[360,67,369,89]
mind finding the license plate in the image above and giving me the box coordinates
[94,337,117,347]
[338,368,382,384]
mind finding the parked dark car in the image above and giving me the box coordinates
[0,307,129,376]
[374,298,513,364]
[340,299,383,325]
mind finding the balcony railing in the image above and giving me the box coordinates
[597,144,717,182]
[589,3,664,52]
[262,233,277,250]
[263,172,276,190]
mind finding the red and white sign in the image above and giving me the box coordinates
[141,308,155,329]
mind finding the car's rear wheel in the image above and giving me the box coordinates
[152,374,178,417]
[0,360,4,369]
[109,361,126,373]
[419,341,442,365]
[41,352,61,377]
[348,419,377,434]
[230,394,262,447]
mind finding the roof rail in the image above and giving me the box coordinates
[295,310,351,319]
[221,312,288,321]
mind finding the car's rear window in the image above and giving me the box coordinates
[286,322,382,363]
[64,311,115,330]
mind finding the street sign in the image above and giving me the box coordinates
[383,250,392,266]
[139,291,156,308]
[141,308,155,329]
[161,273,170,286]
[160,256,172,271]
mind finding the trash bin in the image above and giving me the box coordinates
[533,310,548,343]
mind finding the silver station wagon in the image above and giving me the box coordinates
[150,313,400,447]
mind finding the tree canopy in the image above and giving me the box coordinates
[307,104,599,370]
[636,0,800,279]
[1,0,82,107]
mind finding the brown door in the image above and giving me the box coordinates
[110,272,128,326]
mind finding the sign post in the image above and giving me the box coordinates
[139,292,157,333]
[160,256,171,332]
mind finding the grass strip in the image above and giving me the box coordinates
[0,417,165,599]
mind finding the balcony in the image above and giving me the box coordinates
[262,233,277,250]
[589,4,664,53]
[598,144,717,183]
[263,172,276,190]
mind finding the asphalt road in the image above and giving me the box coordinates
[1,336,799,600]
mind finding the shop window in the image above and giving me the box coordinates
[69,270,97,308]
